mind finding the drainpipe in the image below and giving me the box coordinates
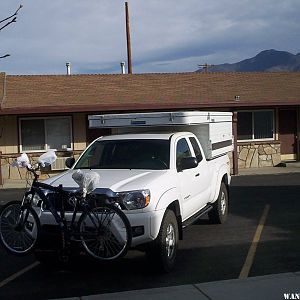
[0,151,3,186]
[297,106,300,161]
[232,111,238,175]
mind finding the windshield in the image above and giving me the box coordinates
[75,139,170,170]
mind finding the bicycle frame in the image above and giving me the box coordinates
[23,167,103,241]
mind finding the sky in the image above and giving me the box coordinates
[0,0,299,75]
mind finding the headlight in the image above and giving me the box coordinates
[118,190,150,210]
[32,194,42,207]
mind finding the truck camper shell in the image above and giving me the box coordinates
[88,111,233,160]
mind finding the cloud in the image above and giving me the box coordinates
[0,0,299,74]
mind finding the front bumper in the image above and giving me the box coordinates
[35,208,166,248]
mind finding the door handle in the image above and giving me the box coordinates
[195,173,200,177]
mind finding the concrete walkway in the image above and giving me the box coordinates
[0,173,59,189]
[238,166,300,176]
[55,272,300,300]
[0,179,28,189]
[238,161,300,176]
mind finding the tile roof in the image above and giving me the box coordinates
[0,72,299,115]
[0,73,5,107]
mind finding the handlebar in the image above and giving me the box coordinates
[26,163,55,181]
[26,164,82,198]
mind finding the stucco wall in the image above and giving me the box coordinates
[73,113,87,151]
[0,115,19,155]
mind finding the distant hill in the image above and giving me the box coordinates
[196,49,300,72]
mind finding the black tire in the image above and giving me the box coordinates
[146,209,179,273]
[34,251,59,265]
[208,182,228,224]
[0,201,40,256]
[78,204,132,261]
[34,250,73,267]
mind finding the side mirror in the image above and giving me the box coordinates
[65,157,75,169]
[178,157,198,172]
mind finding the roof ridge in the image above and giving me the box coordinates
[6,71,300,78]
[6,72,197,77]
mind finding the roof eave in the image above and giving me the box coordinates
[0,100,299,115]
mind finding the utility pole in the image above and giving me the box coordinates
[125,2,132,74]
[198,63,214,73]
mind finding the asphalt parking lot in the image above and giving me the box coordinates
[0,173,299,300]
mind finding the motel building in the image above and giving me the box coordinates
[0,71,299,183]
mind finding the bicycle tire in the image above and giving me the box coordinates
[78,204,132,260]
[0,201,40,256]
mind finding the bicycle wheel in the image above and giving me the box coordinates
[78,204,132,260]
[0,201,40,256]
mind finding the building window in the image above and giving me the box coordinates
[237,110,274,141]
[19,117,72,152]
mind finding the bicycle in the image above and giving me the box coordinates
[0,152,132,261]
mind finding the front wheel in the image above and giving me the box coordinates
[0,201,40,256]
[146,209,179,273]
[78,204,132,261]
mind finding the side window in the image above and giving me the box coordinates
[189,137,203,163]
[176,138,191,170]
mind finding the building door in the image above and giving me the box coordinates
[279,109,298,160]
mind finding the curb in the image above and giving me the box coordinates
[53,272,300,300]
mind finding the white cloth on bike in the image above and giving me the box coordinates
[38,150,57,167]
[11,153,31,168]
[72,170,100,194]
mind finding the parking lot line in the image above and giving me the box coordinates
[0,261,40,288]
[239,204,270,279]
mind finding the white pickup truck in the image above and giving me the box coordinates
[37,111,232,272]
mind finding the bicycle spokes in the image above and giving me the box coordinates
[0,203,39,255]
[79,205,131,260]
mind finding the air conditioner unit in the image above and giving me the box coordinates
[51,157,70,171]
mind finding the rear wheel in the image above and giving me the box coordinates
[0,201,40,256]
[78,204,132,260]
[208,182,228,224]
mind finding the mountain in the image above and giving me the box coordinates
[196,50,300,72]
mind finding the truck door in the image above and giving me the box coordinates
[188,136,212,210]
[176,137,208,220]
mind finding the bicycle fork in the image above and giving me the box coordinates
[37,187,71,262]
[14,194,31,232]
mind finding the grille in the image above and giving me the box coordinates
[86,194,124,209]
[42,193,76,212]
[42,193,122,212]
